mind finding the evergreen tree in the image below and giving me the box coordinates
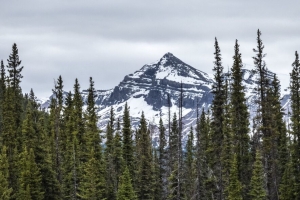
[112,118,124,194]
[158,117,167,198]
[271,76,288,179]
[184,126,195,199]
[6,43,24,141]
[290,50,300,197]
[249,150,266,200]
[52,75,64,191]
[136,112,153,200]
[63,79,84,199]
[21,102,37,150]
[279,155,295,200]
[79,77,105,199]
[227,154,243,200]
[168,113,185,199]
[116,166,137,200]
[230,40,251,197]
[210,37,225,199]
[17,147,43,200]
[0,60,5,135]
[169,113,178,171]
[221,79,233,199]
[36,112,61,200]
[152,149,162,200]
[84,77,102,159]
[195,109,210,200]
[122,102,135,179]
[2,84,18,197]
[253,29,278,199]
[0,146,13,199]
[2,44,25,195]
[78,149,105,200]
[104,106,116,199]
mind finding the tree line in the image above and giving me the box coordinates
[0,29,299,199]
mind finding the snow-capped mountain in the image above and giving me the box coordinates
[40,52,290,144]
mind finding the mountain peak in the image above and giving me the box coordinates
[162,52,175,59]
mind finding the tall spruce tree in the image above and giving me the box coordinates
[289,50,300,197]
[63,79,85,199]
[136,112,153,200]
[158,117,167,198]
[0,146,13,199]
[79,77,105,199]
[112,118,124,194]
[122,102,135,179]
[6,43,24,142]
[210,37,225,199]
[51,75,64,191]
[184,126,195,199]
[195,109,210,199]
[2,44,25,196]
[17,147,43,200]
[36,112,61,200]
[227,154,243,200]
[253,29,278,199]
[78,149,105,200]
[230,40,251,197]
[221,79,233,199]
[249,150,266,200]
[0,60,5,135]
[168,113,185,199]
[279,154,295,200]
[117,166,137,200]
[104,106,116,199]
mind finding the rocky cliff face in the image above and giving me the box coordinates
[40,52,290,145]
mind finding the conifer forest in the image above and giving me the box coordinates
[1,29,300,200]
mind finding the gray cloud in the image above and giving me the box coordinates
[0,0,299,97]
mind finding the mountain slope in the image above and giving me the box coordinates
[40,52,290,144]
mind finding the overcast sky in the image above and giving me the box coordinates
[0,0,299,98]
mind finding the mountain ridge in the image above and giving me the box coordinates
[40,52,290,145]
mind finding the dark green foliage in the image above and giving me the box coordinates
[62,79,85,199]
[78,77,106,199]
[22,103,37,150]
[279,156,295,200]
[136,112,153,200]
[290,51,300,197]
[169,113,178,169]
[210,37,226,199]
[152,149,162,200]
[6,43,24,141]
[104,106,116,199]
[17,147,43,200]
[36,113,61,200]
[7,43,23,91]
[227,154,243,200]
[117,166,137,200]
[112,119,124,193]
[195,109,210,199]
[122,103,135,178]
[78,149,105,200]
[51,75,64,192]
[230,40,251,197]
[221,80,232,198]
[2,44,25,197]
[0,60,5,135]
[249,150,266,200]
[84,77,102,158]
[184,127,195,199]
[0,146,13,199]
[158,117,167,198]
